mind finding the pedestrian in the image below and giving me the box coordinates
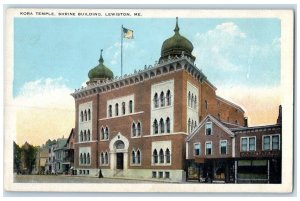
[98,169,103,178]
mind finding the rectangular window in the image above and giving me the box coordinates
[241,137,256,151]
[263,136,271,150]
[152,171,157,178]
[205,142,212,155]
[249,137,256,151]
[158,171,163,178]
[272,135,280,150]
[220,140,227,154]
[165,172,170,179]
[194,143,201,156]
[205,122,212,135]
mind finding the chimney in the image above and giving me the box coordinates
[277,105,282,124]
[244,117,248,127]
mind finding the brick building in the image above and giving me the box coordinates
[186,106,282,183]
[71,18,251,182]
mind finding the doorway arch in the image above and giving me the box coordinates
[109,133,129,171]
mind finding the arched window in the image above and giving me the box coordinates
[194,96,197,109]
[191,120,194,132]
[166,90,171,106]
[191,94,194,108]
[84,110,87,121]
[84,130,87,141]
[101,127,105,140]
[80,131,83,142]
[80,111,83,122]
[160,92,165,107]
[83,153,87,164]
[100,152,104,164]
[105,152,108,164]
[87,130,90,141]
[122,102,126,115]
[154,93,159,108]
[105,127,109,140]
[108,105,112,117]
[137,122,141,136]
[166,117,171,133]
[115,103,119,116]
[188,92,191,107]
[80,153,83,164]
[88,109,91,120]
[153,119,158,134]
[132,123,136,137]
[137,150,141,164]
[129,100,133,113]
[194,121,197,129]
[188,118,191,133]
[159,149,164,163]
[159,118,165,133]
[87,153,90,164]
[166,148,171,164]
[132,150,136,164]
[205,100,208,110]
[153,149,158,164]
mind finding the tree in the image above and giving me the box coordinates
[13,141,21,173]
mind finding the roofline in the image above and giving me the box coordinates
[186,114,235,142]
[231,123,281,132]
[216,95,245,113]
[204,79,217,90]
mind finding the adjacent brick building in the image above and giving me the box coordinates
[70,18,249,182]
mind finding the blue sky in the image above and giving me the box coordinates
[14,17,281,96]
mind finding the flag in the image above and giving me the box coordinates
[123,27,134,39]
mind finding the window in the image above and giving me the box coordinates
[159,149,164,163]
[105,127,109,140]
[87,130,90,141]
[101,127,105,140]
[137,150,141,164]
[188,118,191,133]
[122,102,126,115]
[80,111,83,122]
[191,94,194,108]
[159,118,165,133]
[80,153,83,164]
[158,171,163,178]
[241,137,256,152]
[165,172,170,179]
[218,113,221,120]
[100,152,104,164]
[166,117,171,133]
[194,143,201,156]
[132,123,136,137]
[87,153,90,164]
[153,149,158,164]
[129,100,133,113]
[153,119,158,134]
[84,110,87,121]
[191,120,194,132]
[205,142,212,155]
[154,93,159,108]
[84,130,87,141]
[105,152,109,164]
[160,92,165,107]
[137,122,141,136]
[205,122,212,135]
[88,109,91,120]
[108,105,112,117]
[166,90,171,106]
[87,170,89,175]
[205,100,208,110]
[80,131,83,142]
[83,153,87,164]
[165,148,171,164]
[152,171,157,178]
[115,103,119,116]
[220,140,227,154]
[263,136,271,151]
[194,96,197,109]
[263,135,280,151]
[272,135,280,150]
[188,92,191,107]
[132,150,136,164]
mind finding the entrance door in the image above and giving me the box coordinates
[116,153,124,169]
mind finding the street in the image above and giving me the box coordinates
[14,175,168,183]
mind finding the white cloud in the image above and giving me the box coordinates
[107,41,135,65]
[14,77,74,110]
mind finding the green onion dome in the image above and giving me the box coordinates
[88,49,114,81]
[160,17,195,62]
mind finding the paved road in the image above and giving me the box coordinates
[14,175,165,183]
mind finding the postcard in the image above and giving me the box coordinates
[4,8,294,192]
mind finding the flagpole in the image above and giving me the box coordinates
[121,25,123,77]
